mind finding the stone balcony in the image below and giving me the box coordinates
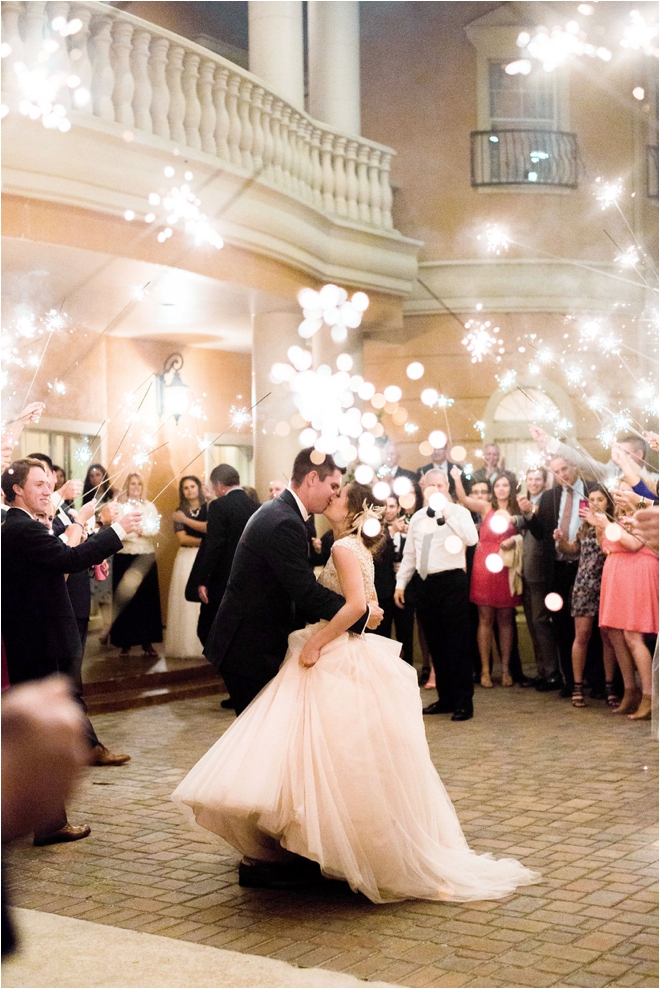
[1,0,420,297]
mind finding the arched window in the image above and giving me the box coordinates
[482,383,574,477]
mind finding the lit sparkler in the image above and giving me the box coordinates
[478,224,510,255]
[616,246,640,269]
[462,320,503,363]
[595,178,623,210]
[496,370,517,391]
[620,10,659,57]
[230,405,252,430]
[134,168,224,249]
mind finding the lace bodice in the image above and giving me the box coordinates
[317,535,376,602]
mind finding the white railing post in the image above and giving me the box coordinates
[47,2,73,111]
[70,5,93,115]
[23,2,47,66]
[333,136,348,217]
[110,19,135,127]
[261,92,275,180]
[345,139,359,221]
[182,51,201,150]
[226,73,242,167]
[271,99,284,185]
[1,2,24,95]
[320,130,335,213]
[310,127,323,209]
[368,148,383,229]
[148,36,170,138]
[165,44,186,144]
[250,85,265,173]
[89,15,115,121]
[357,144,371,224]
[380,152,393,230]
[280,105,293,191]
[212,66,230,160]
[198,59,216,155]
[130,29,152,133]
[238,79,254,171]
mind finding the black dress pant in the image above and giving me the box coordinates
[553,561,579,688]
[221,670,265,717]
[414,570,474,712]
[374,594,415,665]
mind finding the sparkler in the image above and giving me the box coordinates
[461,320,503,363]
[478,225,510,255]
[131,168,224,249]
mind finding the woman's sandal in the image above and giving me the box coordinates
[572,682,587,708]
[605,681,620,708]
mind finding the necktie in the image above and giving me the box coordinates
[419,531,433,580]
[558,487,573,541]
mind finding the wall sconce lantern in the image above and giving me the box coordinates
[156,352,190,425]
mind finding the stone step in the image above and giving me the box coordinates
[83,663,227,714]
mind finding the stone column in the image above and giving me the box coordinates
[252,312,301,499]
[312,326,363,379]
[248,1,304,111]
[307,1,360,135]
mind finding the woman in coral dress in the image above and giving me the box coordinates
[172,481,539,904]
[453,470,521,688]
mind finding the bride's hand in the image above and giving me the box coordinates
[299,639,322,668]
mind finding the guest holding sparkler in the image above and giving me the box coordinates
[110,473,163,659]
[82,464,114,506]
[83,464,116,645]
[165,476,207,659]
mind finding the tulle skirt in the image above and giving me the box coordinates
[172,624,539,904]
[164,547,203,658]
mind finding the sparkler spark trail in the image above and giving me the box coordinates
[462,320,503,363]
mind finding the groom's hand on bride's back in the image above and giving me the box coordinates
[367,603,384,628]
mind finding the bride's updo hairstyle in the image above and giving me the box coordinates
[344,482,386,554]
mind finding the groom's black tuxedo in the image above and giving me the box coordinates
[205,489,368,713]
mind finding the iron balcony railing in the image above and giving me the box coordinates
[647,145,659,199]
[471,129,579,189]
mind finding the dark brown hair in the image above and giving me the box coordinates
[346,481,385,554]
[1,458,46,502]
[291,448,346,486]
[210,463,240,487]
[490,473,518,514]
[177,475,202,512]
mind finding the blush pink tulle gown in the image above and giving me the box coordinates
[172,536,540,904]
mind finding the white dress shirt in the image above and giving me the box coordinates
[558,478,584,543]
[396,503,478,589]
[288,487,310,522]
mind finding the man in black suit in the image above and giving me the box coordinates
[1,459,142,844]
[193,464,259,646]
[417,444,461,498]
[518,455,593,696]
[470,443,517,491]
[205,448,384,716]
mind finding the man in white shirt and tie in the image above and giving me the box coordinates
[394,470,478,721]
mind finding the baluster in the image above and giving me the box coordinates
[46,2,73,111]
[320,131,335,213]
[23,1,47,68]
[261,93,275,180]
[368,148,383,228]
[1,2,24,95]
[333,137,348,217]
[345,140,359,220]
[280,105,293,191]
[380,152,394,229]
[238,79,254,170]
[110,19,134,126]
[166,44,185,144]
[250,86,265,173]
[181,51,201,149]
[89,16,115,120]
[288,111,301,196]
[356,145,371,224]
[310,127,323,209]
[270,99,284,186]
[148,36,169,138]
[69,4,93,114]
[130,29,151,132]
[198,59,216,154]
[301,121,314,202]
[226,73,242,167]
[212,67,230,160]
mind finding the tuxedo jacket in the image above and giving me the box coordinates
[1,507,121,683]
[525,482,595,591]
[204,489,368,686]
[52,505,92,620]
[188,490,258,605]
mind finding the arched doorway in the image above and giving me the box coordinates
[482,383,575,477]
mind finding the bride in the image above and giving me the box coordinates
[172,481,539,904]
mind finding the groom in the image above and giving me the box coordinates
[205,448,383,715]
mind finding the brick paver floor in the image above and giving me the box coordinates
[6,686,658,988]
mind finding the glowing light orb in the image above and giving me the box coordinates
[361,412,377,429]
[351,291,370,312]
[428,492,447,513]
[383,385,402,403]
[633,87,645,101]
[271,362,295,383]
[451,445,467,462]
[421,516,436,534]
[419,440,434,457]
[371,393,386,409]
[363,517,381,537]
[392,476,412,496]
[545,592,563,612]
[298,317,323,339]
[605,522,623,542]
[485,553,504,574]
[406,362,425,380]
[336,353,353,372]
[399,492,417,511]
[373,481,391,500]
[319,283,343,308]
[287,345,312,371]
[428,430,446,449]
[489,513,509,534]
[355,464,374,484]
[392,408,408,425]
[310,449,326,465]
[330,324,348,343]
[298,287,320,309]
[445,535,463,554]
[358,381,376,401]
[299,428,318,446]
[421,388,438,407]
[274,421,291,437]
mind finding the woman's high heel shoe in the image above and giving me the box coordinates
[628,695,652,721]
[480,672,493,688]
[571,682,586,708]
[605,680,620,708]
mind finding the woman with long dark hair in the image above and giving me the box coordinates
[83,463,113,505]
[164,476,208,658]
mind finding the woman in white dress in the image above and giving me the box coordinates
[173,481,539,904]
[164,476,208,659]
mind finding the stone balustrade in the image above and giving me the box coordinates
[1,0,395,231]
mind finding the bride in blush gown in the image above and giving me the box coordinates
[172,481,540,904]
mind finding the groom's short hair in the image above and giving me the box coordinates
[291,448,345,486]
[210,463,240,487]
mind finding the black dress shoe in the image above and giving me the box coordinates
[238,857,321,890]
[422,700,454,715]
[535,676,562,692]
[518,676,541,688]
[514,674,535,686]
[34,823,91,846]
[451,708,473,722]
[220,698,235,709]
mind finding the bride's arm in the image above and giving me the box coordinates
[299,545,367,667]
